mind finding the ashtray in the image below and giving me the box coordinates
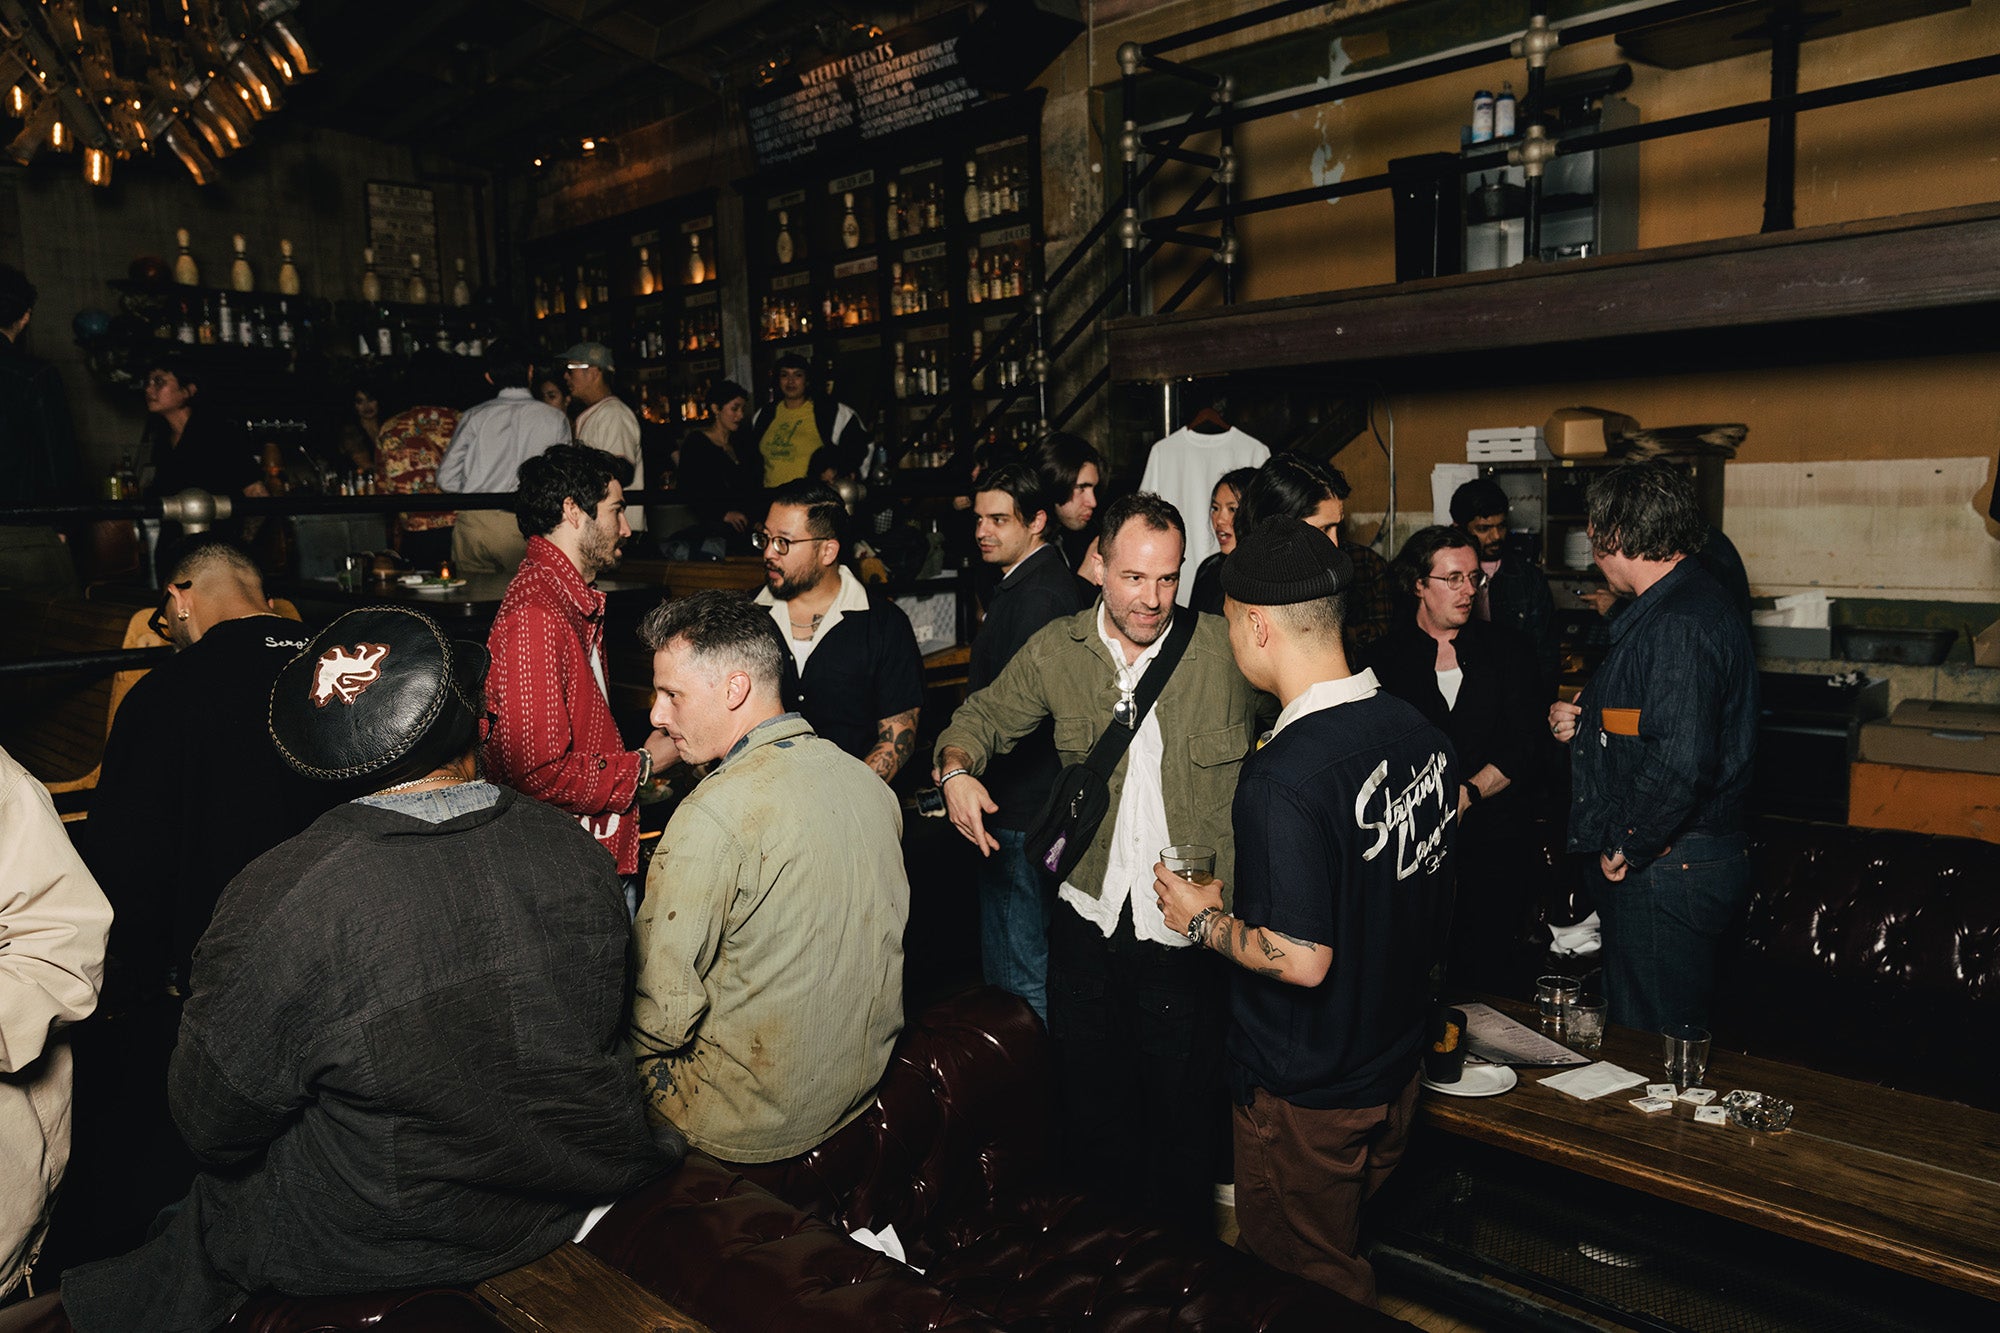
[1722,1089,1794,1132]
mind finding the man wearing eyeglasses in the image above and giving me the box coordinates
[1364,526,1542,819]
[752,478,923,783]
[1450,477,1558,691]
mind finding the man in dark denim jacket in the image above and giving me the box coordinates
[1549,463,1757,1034]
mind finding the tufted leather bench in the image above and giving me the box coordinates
[1517,815,2000,1110]
[8,988,1403,1332]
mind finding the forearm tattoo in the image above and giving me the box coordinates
[866,708,920,781]
[1213,915,1319,980]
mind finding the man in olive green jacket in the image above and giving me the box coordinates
[936,493,1263,1237]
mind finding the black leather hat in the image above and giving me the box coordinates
[271,606,489,785]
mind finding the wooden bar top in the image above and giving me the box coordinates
[1418,997,2000,1300]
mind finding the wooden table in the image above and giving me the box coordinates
[1419,997,2000,1301]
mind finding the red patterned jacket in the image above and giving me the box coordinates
[484,535,641,873]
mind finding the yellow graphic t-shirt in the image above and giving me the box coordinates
[760,401,823,487]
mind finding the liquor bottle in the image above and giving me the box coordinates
[238,301,257,347]
[988,254,1004,303]
[841,192,861,250]
[276,299,295,348]
[360,247,381,302]
[407,254,429,304]
[376,307,394,357]
[277,238,301,295]
[1007,253,1023,299]
[173,228,200,286]
[688,235,707,284]
[888,262,905,318]
[574,265,590,312]
[902,263,920,315]
[885,182,902,240]
[892,342,908,400]
[971,329,985,391]
[775,211,795,265]
[217,292,236,344]
[175,300,196,344]
[967,247,983,305]
[196,298,216,345]
[979,169,995,222]
[230,233,254,291]
[925,183,941,232]
[963,161,982,223]
[451,258,472,307]
[636,246,656,296]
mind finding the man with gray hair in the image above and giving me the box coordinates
[629,591,908,1163]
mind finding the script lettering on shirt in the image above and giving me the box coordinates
[1354,750,1454,880]
[266,636,308,651]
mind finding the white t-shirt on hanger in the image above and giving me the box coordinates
[1137,425,1270,604]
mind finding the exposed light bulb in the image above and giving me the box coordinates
[84,144,112,186]
[49,118,67,150]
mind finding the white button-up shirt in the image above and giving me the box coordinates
[1058,606,1187,947]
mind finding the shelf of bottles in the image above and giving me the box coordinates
[746,104,1043,474]
[527,194,725,429]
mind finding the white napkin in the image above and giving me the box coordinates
[1539,1062,1647,1101]
[850,1223,925,1274]
[1549,911,1602,957]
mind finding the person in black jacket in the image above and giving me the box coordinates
[952,462,1079,1021]
[747,352,871,488]
[1363,525,1545,992]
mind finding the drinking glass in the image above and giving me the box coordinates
[1535,974,1581,1035]
[1161,844,1216,882]
[1564,996,1607,1054]
[1662,1024,1712,1091]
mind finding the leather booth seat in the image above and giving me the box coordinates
[1519,816,2000,1110]
[12,989,1406,1332]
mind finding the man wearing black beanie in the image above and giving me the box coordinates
[1154,516,1458,1308]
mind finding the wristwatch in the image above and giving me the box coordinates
[1186,905,1222,947]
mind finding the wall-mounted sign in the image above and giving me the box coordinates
[746,8,981,167]
[366,181,440,301]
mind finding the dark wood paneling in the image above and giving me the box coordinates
[1107,203,2000,382]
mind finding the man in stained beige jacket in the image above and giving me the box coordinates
[0,744,112,1299]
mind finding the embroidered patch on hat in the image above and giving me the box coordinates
[310,642,391,708]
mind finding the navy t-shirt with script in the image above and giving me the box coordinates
[1226,692,1458,1110]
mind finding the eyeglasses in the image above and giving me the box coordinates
[750,531,830,556]
[147,580,194,639]
[1420,570,1490,591]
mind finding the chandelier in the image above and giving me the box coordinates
[0,0,317,188]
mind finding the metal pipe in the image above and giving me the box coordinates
[1139,51,1224,89]
[1141,141,1223,169]
[0,647,170,680]
[1764,5,1803,233]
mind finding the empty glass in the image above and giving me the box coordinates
[1564,996,1607,1053]
[1663,1024,1712,1091]
[1161,844,1216,883]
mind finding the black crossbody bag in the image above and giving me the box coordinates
[1024,611,1197,881]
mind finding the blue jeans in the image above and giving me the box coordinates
[977,829,1051,1022]
[1598,831,1751,1034]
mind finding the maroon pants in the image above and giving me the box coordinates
[1232,1072,1422,1307]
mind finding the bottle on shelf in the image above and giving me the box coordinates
[978,167,995,222]
[687,235,707,285]
[173,228,200,286]
[407,254,428,304]
[276,300,294,348]
[967,246,983,305]
[196,298,216,345]
[230,234,254,292]
[360,247,381,302]
[888,262,905,317]
[902,263,920,315]
[1495,82,1517,138]
[892,342,908,400]
[1471,88,1495,143]
[841,192,862,250]
[775,210,795,265]
[963,161,983,223]
[885,182,902,240]
[175,299,196,344]
[277,238,301,295]
[636,246,657,296]
[238,301,258,347]
[925,182,942,232]
[971,329,985,391]
[573,265,590,312]
[217,293,236,344]
[375,306,395,357]
[987,254,1004,303]
[451,258,472,307]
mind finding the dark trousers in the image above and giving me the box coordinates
[1047,902,1227,1238]
[1598,830,1752,1034]
[1233,1074,1421,1308]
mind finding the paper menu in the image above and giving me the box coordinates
[1459,1002,1591,1068]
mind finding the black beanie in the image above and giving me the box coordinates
[1221,516,1353,606]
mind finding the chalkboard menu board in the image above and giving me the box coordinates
[747,9,981,168]
[366,181,440,302]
